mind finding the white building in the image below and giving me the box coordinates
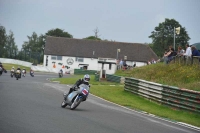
[44,36,158,75]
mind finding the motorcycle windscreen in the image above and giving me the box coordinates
[79,84,90,96]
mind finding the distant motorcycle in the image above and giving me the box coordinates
[15,70,21,80]
[30,70,34,77]
[0,67,2,76]
[10,70,15,78]
[61,84,90,110]
[22,70,26,77]
[59,71,63,78]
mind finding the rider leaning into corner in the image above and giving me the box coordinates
[11,66,15,71]
[65,74,90,101]
[0,62,4,70]
[16,66,22,77]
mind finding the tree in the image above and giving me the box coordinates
[45,28,73,38]
[0,25,7,57]
[22,32,45,63]
[83,36,101,40]
[83,27,102,40]
[93,27,101,39]
[6,31,18,59]
[149,18,190,57]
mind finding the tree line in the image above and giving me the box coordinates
[0,18,191,64]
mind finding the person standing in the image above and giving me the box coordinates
[119,59,123,70]
[182,44,192,64]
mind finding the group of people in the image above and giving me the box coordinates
[117,59,136,70]
[163,44,200,64]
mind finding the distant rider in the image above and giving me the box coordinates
[0,62,4,71]
[16,66,21,78]
[22,68,26,74]
[11,66,15,72]
[30,69,34,76]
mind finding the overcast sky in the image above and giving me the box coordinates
[0,0,200,49]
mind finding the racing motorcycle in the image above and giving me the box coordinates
[59,71,63,78]
[61,84,90,110]
[15,70,21,80]
[30,70,34,77]
[22,70,26,77]
[10,70,15,77]
[0,67,2,76]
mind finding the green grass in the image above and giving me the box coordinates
[51,75,121,85]
[52,75,200,127]
[90,85,200,127]
[116,63,200,91]
[3,63,31,71]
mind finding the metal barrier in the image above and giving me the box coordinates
[124,77,200,113]
[95,74,100,81]
[106,74,121,83]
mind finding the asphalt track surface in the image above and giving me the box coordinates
[0,72,199,133]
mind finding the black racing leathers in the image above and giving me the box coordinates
[68,78,90,95]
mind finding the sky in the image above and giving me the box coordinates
[0,0,200,49]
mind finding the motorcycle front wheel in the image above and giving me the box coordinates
[70,96,82,110]
[61,101,68,108]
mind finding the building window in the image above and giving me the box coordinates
[51,56,56,60]
[57,56,62,60]
[75,57,84,62]
[51,55,62,60]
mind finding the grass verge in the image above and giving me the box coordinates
[3,63,31,71]
[52,75,200,127]
[115,63,200,91]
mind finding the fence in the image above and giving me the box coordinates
[124,77,200,113]
[168,56,200,66]
[106,74,121,83]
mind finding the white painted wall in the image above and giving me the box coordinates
[43,55,118,74]
[0,58,32,67]
[43,55,147,74]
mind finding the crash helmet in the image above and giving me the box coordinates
[83,74,90,82]
[12,66,15,69]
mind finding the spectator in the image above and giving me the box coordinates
[181,44,192,64]
[191,46,200,56]
[182,44,192,57]
[123,60,127,70]
[119,59,123,70]
[163,47,177,64]
[147,60,151,65]
[151,58,156,64]
[177,46,185,56]
[191,46,200,62]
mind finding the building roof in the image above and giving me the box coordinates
[44,36,158,62]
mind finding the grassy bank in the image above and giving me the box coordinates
[116,63,200,91]
[52,75,200,127]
